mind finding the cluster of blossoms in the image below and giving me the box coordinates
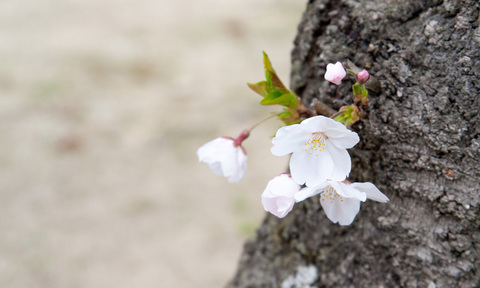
[264,114,388,225]
[197,56,388,226]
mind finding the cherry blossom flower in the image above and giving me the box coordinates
[324,61,346,85]
[271,115,359,187]
[261,174,301,218]
[197,131,249,182]
[295,181,389,226]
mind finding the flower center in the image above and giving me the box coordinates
[321,186,344,203]
[304,132,327,156]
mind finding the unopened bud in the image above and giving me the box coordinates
[356,69,370,85]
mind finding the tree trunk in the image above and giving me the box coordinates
[228,0,480,287]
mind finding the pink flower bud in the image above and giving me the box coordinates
[356,69,370,84]
[324,62,346,85]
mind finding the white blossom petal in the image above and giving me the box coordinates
[197,137,247,182]
[321,117,351,133]
[271,124,310,156]
[329,181,367,201]
[197,137,229,161]
[223,147,248,182]
[320,193,361,226]
[317,181,388,226]
[290,145,333,187]
[289,148,317,185]
[198,138,233,172]
[299,116,334,133]
[324,128,360,149]
[307,149,334,187]
[324,144,352,181]
[294,182,329,202]
[350,182,389,203]
[219,146,238,175]
[208,161,224,176]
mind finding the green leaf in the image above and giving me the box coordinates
[262,51,275,73]
[263,52,289,94]
[266,70,289,93]
[259,90,298,108]
[247,81,269,97]
[248,51,300,118]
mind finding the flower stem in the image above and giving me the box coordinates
[346,69,357,77]
[247,112,282,132]
[233,112,282,146]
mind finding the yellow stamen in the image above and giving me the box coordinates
[305,132,327,157]
[321,186,343,203]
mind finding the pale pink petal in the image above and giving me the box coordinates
[263,174,301,198]
[262,196,294,218]
[261,175,300,218]
[276,197,294,213]
[324,62,346,85]
[350,182,389,203]
[324,144,351,181]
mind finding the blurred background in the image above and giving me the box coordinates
[0,0,305,287]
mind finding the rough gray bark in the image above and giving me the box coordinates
[228,0,480,287]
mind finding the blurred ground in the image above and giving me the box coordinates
[0,0,305,287]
